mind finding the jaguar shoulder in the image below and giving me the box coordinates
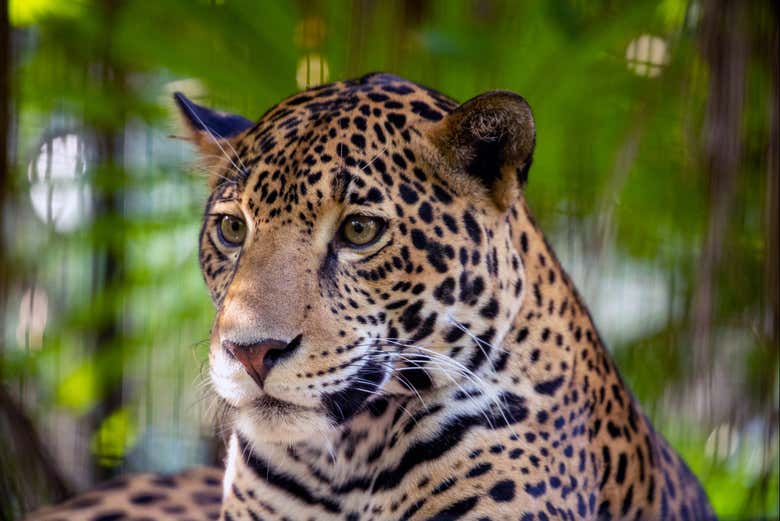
[25,466,222,521]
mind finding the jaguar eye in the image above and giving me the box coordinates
[340,215,384,247]
[218,215,247,247]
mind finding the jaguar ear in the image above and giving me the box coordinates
[173,92,254,157]
[430,91,535,211]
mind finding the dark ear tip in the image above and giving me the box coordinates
[465,90,531,109]
[172,91,206,133]
[481,90,529,103]
[173,91,194,112]
[451,90,534,130]
[172,92,253,138]
[173,92,196,120]
[482,91,533,123]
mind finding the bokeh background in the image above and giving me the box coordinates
[0,0,777,519]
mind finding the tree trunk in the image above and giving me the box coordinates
[691,0,748,419]
[88,0,128,483]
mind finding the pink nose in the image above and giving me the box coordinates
[223,336,301,388]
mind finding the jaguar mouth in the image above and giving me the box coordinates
[232,393,333,444]
[216,392,317,418]
[251,395,315,415]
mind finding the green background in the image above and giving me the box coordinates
[0,1,777,519]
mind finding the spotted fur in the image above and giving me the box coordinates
[28,73,715,521]
[26,466,223,521]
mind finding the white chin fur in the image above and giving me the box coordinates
[235,403,332,445]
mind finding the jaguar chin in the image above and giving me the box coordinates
[232,397,332,445]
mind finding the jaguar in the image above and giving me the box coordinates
[27,72,716,521]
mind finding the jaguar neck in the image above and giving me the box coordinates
[498,201,611,401]
[220,391,460,517]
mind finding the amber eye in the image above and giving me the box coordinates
[340,215,384,247]
[218,215,247,247]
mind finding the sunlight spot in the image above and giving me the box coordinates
[9,0,80,27]
[16,287,49,350]
[626,34,669,78]
[296,54,330,90]
[27,133,92,232]
[705,423,739,461]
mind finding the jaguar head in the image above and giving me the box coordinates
[175,73,535,444]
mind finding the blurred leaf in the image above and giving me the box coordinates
[91,407,139,467]
[55,359,99,413]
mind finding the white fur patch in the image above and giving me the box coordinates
[235,403,334,445]
[222,433,239,500]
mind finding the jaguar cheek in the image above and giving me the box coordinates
[321,357,388,424]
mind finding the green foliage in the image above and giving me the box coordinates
[2,0,777,519]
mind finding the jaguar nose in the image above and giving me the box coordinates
[223,335,303,389]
